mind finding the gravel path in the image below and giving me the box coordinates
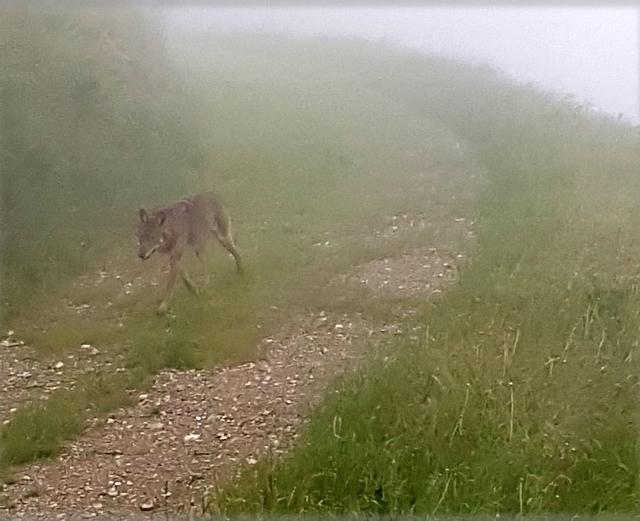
[0,340,117,425]
[1,212,474,517]
[3,312,375,515]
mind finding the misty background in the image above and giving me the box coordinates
[165,6,639,124]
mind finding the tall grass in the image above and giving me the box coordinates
[210,36,640,514]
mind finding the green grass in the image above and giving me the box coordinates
[0,371,135,468]
[2,21,638,512]
[205,36,640,514]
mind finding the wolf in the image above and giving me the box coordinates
[136,191,242,315]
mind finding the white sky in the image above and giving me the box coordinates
[165,6,639,123]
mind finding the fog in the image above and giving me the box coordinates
[3,6,639,511]
[166,6,639,123]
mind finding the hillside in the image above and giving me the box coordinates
[1,13,639,515]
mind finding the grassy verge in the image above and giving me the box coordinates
[209,38,640,514]
[0,372,135,468]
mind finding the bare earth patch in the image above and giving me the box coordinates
[0,340,117,425]
[333,215,474,299]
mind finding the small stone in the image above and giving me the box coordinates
[139,500,155,511]
[183,433,200,442]
[54,361,64,370]
[148,422,164,431]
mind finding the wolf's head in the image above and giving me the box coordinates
[136,208,167,260]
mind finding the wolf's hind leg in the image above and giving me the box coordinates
[214,230,242,274]
[192,244,213,286]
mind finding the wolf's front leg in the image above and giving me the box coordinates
[180,269,199,295]
[157,255,181,315]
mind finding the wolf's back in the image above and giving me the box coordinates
[188,191,230,236]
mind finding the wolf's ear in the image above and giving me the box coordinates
[158,212,167,225]
[139,208,148,223]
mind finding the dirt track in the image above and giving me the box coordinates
[1,205,474,517]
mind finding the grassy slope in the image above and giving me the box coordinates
[3,23,638,511]
[0,29,473,468]
[210,38,640,514]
